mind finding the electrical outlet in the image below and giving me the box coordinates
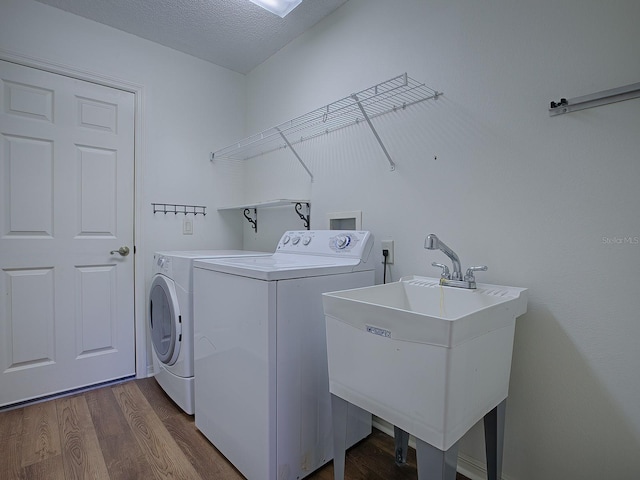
[381,239,394,264]
[183,218,193,235]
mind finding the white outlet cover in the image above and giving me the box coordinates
[381,239,394,264]
[183,218,193,235]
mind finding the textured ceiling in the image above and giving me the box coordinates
[34,0,349,74]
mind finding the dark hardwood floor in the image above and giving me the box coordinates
[0,377,470,479]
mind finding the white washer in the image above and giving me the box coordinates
[148,250,268,414]
[193,231,376,480]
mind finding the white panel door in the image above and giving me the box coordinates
[0,60,135,407]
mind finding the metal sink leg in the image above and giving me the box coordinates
[331,394,348,480]
[484,398,507,480]
[332,395,506,480]
[394,426,410,465]
[416,438,459,479]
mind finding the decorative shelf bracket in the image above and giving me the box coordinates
[549,81,640,116]
[243,208,257,233]
[295,202,310,230]
[152,203,206,215]
[218,199,310,233]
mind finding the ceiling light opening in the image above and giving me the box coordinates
[248,0,303,18]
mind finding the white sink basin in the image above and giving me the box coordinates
[323,275,527,347]
[323,275,527,450]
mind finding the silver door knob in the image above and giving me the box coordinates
[110,246,130,256]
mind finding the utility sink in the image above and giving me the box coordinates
[323,276,527,451]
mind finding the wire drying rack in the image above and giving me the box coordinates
[211,73,441,177]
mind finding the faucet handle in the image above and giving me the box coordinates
[465,265,487,281]
[431,262,450,279]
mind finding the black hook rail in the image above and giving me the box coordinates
[152,203,207,215]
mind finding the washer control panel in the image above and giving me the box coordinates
[333,233,352,250]
[276,230,373,259]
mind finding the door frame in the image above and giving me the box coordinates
[0,48,147,378]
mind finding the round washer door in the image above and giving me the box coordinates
[149,274,182,366]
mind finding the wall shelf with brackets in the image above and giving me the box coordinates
[218,199,310,233]
[210,73,442,180]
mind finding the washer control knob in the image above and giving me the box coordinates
[157,256,166,268]
[292,236,301,245]
[302,236,312,246]
[282,235,291,245]
[335,234,351,249]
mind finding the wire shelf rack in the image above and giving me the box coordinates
[211,73,441,172]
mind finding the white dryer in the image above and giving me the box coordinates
[148,250,268,414]
[193,231,376,480]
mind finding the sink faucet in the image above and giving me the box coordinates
[425,234,462,280]
[425,234,487,289]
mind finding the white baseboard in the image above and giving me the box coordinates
[371,416,496,480]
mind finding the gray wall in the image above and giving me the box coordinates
[243,0,640,478]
